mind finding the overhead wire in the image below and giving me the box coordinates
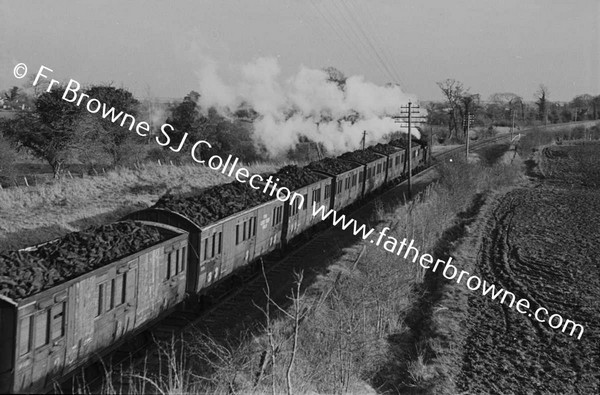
[347,0,406,88]
[325,0,392,81]
[296,1,342,62]
[300,1,409,94]
[308,0,377,75]
[333,0,397,84]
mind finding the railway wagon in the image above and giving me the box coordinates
[125,182,286,295]
[389,138,425,172]
[267,166,331,245]
[338,149,388,196]
[0,223,188,394]
[368,143,403,183]
[306,158,363,213]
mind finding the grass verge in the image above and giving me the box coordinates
[0,161,282,251]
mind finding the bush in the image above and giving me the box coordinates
[0,133,18,186]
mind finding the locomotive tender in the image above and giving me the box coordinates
[0,137,427,394]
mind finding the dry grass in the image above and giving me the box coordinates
[0,161,283,251]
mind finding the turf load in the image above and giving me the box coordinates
[0,221,169,300]
[271,165,327,190]
[389,137,428,149]
[338,149,382,164]
[368,143,401,155]
[306,157,361,175]
[154,181,272,227]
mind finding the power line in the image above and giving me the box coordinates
[308,0,374,74]
[328,0,392,81]
[335,0,399,85]
[347,0,406,88]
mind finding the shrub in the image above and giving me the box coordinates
[0,133,17,186]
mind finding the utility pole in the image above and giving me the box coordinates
[510,108,515,141]
[464,112,474,160]
[429,124,434,165]
[394,101,425,199]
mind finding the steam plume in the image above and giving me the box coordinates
[195,56,421,155]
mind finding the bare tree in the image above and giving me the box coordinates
[488,92,523,127]
[436,79,466,140]
[323,66,347,90]
[535,84,550,126]
[592,95,600,120]
[570,94,593,121]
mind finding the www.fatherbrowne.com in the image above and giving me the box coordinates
[311,203,585,340]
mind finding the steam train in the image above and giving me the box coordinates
[0,137,427,394]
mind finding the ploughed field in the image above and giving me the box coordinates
[457,143,600,393]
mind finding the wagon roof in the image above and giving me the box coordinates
[153,181,274,227]
[0,221,176,301]
[338,149,382,164]
[269,165,328,190]
[305,157,361,175]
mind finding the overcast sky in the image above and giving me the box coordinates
[1,0,598,102]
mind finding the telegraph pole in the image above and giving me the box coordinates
[510,108,515,141]
[429,124,434,165]
[394,101,426,199]
[464,113,474,159]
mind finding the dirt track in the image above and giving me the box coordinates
[456,144,600,394]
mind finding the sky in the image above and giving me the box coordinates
[1,0,599,102]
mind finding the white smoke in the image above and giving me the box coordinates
[195,56,422,156]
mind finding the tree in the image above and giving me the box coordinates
[436,79,466,140]
[84,85,141,166]
[323,66,347,90]
[424,101,449,127]
[1,86,33,110]
[570,94,593,121]
[535,84,550,126]
[166,90,207,142]
[3,88,85,178]
[0,130,18,185]
[487,92,523,126]
[592,95,600,120]
[3,86,19,103]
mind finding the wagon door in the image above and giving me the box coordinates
[111,263,137,341]
[46,295,68,384]
[66,276,96,367]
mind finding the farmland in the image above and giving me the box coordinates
[416,141,600,394]
[464,143,600,392]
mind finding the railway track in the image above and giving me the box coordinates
[66,133,513,394]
